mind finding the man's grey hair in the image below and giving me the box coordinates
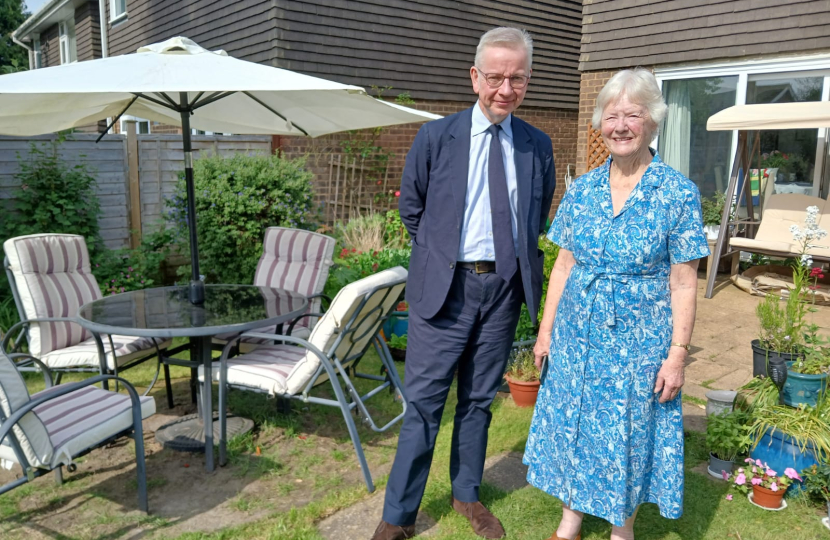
[474,27,533,70]
[592,68,667,135]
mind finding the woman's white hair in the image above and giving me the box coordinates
[591,68,667,133]
[475,27,533,70]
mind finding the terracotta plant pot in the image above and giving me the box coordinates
[505,376,541,407]
[752,485,785,509]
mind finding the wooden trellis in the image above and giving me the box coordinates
[587,127,610,171]
[326,154,394,223]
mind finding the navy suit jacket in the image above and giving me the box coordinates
[399,106,556,325]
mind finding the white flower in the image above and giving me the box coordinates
[801,254,813,267]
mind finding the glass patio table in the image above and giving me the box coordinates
[77,284,308,472]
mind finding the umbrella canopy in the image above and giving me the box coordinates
[707,102,830,131]
[0,37,440,303]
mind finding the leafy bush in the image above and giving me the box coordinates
[166,152,315,284]
[324,247,410,299]
[384,210,410,249]
[514,235,560,341]
[701,191,727,227]
[2,140,102,252]
[705,410,751,461]
[801,463,830,503]
[92,227,175,295]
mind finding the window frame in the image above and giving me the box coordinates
[58,19,77,65]
[655,54,830,197]
[110,0,128,23]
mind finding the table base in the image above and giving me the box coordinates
[155,413,254,452]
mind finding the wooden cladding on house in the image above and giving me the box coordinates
[580,0,830,72]
[103,0,582,109]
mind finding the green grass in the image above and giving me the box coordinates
[683,394,708,407]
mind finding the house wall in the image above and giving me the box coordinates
[580,0,830,72]
[271,0,582,109]
[575,69,615,176]
[75,0,102,62]
[42,24,60,68]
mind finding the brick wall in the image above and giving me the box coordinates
[575,70,615,177]
[278,100,578,222]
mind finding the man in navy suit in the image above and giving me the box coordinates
[371,27,556,540]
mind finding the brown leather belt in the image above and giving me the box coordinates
[457,261,496,274]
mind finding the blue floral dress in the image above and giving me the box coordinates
[523,152,710,526]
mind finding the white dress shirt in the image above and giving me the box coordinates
[457,102,519,262]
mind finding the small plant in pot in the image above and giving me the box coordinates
[728,458,802,509]
[706,410,751,479]
[504,348,541,408]
[701,191,727,240]
[801,463,830,520]
[387,333,407,362]
[782,328,830,407]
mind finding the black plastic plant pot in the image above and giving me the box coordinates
[751,340,803,378]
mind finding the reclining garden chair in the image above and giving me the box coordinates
[0,349,154,512]
[3,234,172,396]
[213,227,335,353]
[200,266,407,493]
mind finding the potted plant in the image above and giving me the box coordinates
[706,410,751,478]
[801,463,830,521]
[701,191,727,240]
[752,206,826,377]
[782,331,829,408]
[504,348,541,408]
[729,458,802,509]
[387,333,407,362]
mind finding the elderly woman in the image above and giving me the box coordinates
[523,68,709,540]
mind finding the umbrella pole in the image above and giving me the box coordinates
[180,92,204,304]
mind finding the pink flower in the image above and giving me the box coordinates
[784,468,802,481]
[752,466,757,473]
[770,482,779,492]
[394,190,401,197]
[738,468,744,473]
[766,469,777,477]
[735,473,747,485]
[751,477,763,485]
[725,494,733,501]
[756,459,763,467]
[721,470,729,480]
[744,458,753,463]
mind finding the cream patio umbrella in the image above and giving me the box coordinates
[0,36,439,302]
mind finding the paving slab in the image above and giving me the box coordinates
[482,451,528,493]
[318,488,439,540]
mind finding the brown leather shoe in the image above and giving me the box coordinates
[370,520,415,540]
[451,497,505,539]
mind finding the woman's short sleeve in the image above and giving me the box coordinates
[547,187,575,251]
[668,188,711,265]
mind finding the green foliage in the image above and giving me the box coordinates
[92,227,175,295]
[514,235,560,341]
[324,247,410,299]
[166,152,315,284]
[0,296,18,341]
[755,292,806,354]
[0,0,28,74]
[335,212,386,253]
[705,410,751,461]
[505,347,540,382]
[746,394,830,464]
[387,333,407,350]
[701,191,727,226]
[801,463,830,503]
[2,141,102,253]
[791,329,830,375]
[384,210,410,249]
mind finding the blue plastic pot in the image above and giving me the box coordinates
[781,361,828,408]
[382,312,408,340]
[750,428,818,490]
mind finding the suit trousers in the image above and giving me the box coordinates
[382,266,524,526]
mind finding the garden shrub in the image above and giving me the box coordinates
[336,212,386,253]
[166,152,315,284]
[514,235,560,342]
[324,247,410,299]
[92,226,175,295]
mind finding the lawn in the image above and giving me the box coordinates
[2,344,830,539]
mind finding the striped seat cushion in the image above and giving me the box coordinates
[0,352,53,468]
[253,228,335,331]
[31,385,155,469]
[198,345,308,396]
[213,324,311,353]
[3,234,103,358]
[38,335,172,371]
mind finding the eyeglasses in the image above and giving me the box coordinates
[475,68,530,89]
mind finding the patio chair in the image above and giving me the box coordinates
[3,234,173,397]
[213,227,335,353]
[0,349,155,512]
[200,266,408,493]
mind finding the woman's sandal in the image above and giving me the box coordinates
[547,534,581,540]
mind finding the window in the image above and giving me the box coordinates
[658,77,738,198]
[656,55,830,199]
[33,37,42,69]
[58,19,77,64]
[110,0,127,21]
[120,116,151,134]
